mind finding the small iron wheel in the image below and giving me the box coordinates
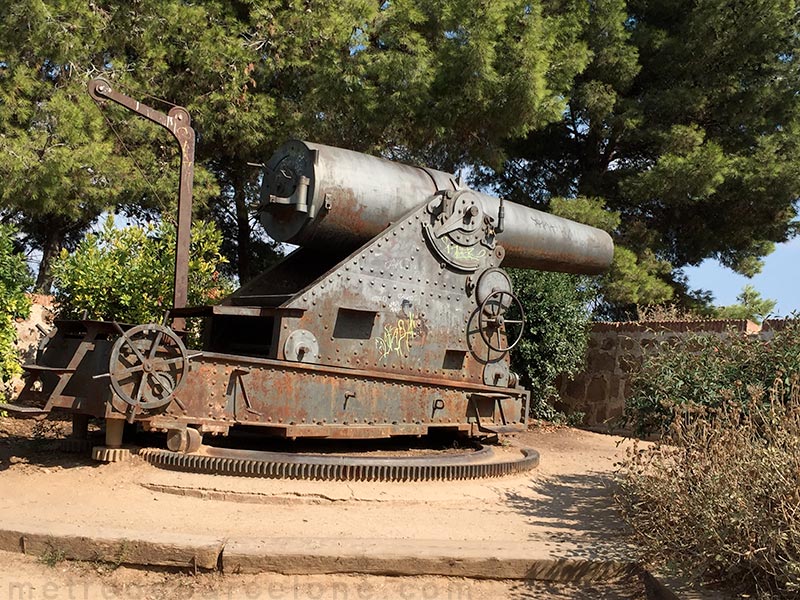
[166,428,202,453]
[109,324,188,411]
[478,290,525,353]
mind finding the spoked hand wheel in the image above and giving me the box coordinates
[478,290,525,353]
[109,323,188,412]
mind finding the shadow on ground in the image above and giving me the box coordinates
[507,576,646,599]
[0,416,98,472]
[504,471,635,563]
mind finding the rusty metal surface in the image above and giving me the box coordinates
[107,323,189,419]
[88,78,195,328]
[20,317,527,438]
[258,140,613,274]
[16,129,614,450]
[15,320,120,418]
[140,350,528,438]
[138,445,540,481]
[259,140,456,246]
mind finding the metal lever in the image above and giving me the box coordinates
[88,78,195,331]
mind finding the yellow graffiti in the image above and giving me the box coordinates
[376,313,417,360]
[444,242,486,262]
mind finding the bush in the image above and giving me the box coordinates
[0,225,33,397]
[616,386,800,598]
[625,321,800,435]
[508,269,594,421]
[52,217,232,325]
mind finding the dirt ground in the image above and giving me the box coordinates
[0,416,648,599]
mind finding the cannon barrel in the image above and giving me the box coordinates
[259,140,613,274]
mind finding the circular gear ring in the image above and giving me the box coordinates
[138,445,540,482]
[109,324,188,411]
[478,290,525,353]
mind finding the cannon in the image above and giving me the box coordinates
[6,83,612,468]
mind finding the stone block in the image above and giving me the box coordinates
[222,538,638,582]
[0,522,223,569]
[600,335,617,351]
[590,352,616,373]
[564,376,587,400]
[586,376,608,404]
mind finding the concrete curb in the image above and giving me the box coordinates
[222,537,637,581]
[0,523,679,597]
[0,522,223,570]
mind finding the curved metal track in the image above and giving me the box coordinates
[138,445,539,482]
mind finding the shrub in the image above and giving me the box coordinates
[51,217,233,326]
[625,321,800,435]
[508,269,594,420]
[616,385,800,598]
[0,225,33,398]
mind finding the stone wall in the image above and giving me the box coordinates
[6,294,54,398]
[555,319,761,427]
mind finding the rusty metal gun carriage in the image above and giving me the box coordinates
[6,82,613,475]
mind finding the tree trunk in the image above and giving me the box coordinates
[35,228,64,294]
[233,175,252,284]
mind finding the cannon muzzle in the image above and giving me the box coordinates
[259,141,613,274]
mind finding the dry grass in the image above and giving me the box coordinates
[636,303,706,322]
[616,381,800,598]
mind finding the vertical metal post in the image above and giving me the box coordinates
[88,79,195,330]
[171,109,194,331]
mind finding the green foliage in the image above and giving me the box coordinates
[602,247,673,306]
[549,197,620,233]
[1,0,590,285]
[51,217,232,325]
[549,197,674,307]
[509,269,594,419]
[5,0,797,307]
[38,544,67,568]
[714,285,777,324]
[0,225,33,395]
[483,0,800,309]
[625,321,800,435]
[0,2,222,290]
[617,385,800,598]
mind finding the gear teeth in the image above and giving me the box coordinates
[92,446,137,463]
[137,446,539,482]
[60,438,92,454]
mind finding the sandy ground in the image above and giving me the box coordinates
[0,417,647,598]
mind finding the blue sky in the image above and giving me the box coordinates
[683,237,800,317]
